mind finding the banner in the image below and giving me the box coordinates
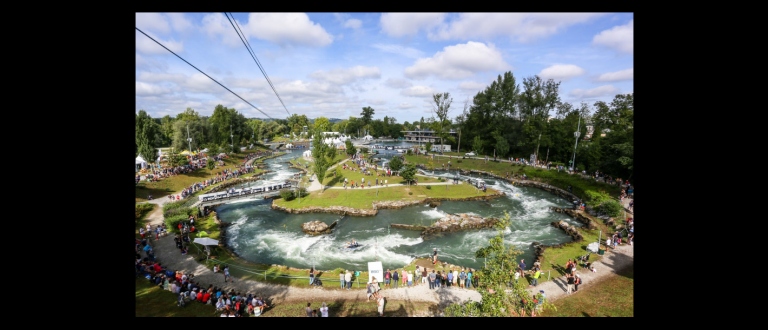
[367,261,383,284]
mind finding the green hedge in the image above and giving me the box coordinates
[135,203,155,222]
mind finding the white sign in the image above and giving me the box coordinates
[367,261,383,284]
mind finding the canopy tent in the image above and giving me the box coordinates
[135,155,147,171]
[285,143,293,148]
[180,150,193,156]
[217,152,228,158]
[200,148,209,153]
[193,237,219,246]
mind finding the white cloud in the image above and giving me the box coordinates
[135,32,184,55]
[136,81,172,96]
[458,81,486,91]
[308,66,381,85]
[596,68,633,82]
[385,78,412,89]
[593,19,633,53]
[380,13,446,37]
[136,13,171,34]
[397,102,415,109]
[243,13,333,47]
[404,41,510,80]
[569,85,619,98]
[372,44,424,59]
[430,13,607,42]
[200,13,245,47]
[166,13,194,32]
[539,64,586,82]
[344,18,362,29]
[401,86,436,97]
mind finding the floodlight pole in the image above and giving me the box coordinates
[571,116,581,173]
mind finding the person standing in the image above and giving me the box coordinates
[432,248,439,265]
[345,270,352,290]
[407,270,413,287]
[414,266,421,285]
[392,269,399,289]
[401,269,407,287]
[446,269,453,288]
[320,302,329,317]
[224,265,231,283]
[466,269,473,289]
[429,270,437,289]
[377,294,385,317]
[309,267,315,286]
[384,269,391,288]
[435,271,441,289]
[517,259,526,279]
[531,268,541,287]
[566,273,575,294]
[453,269,459,287]
[421,267,428,285]
[305,302,313,317]
[459,269,466,289]
[340,270,346,289]
[573,274,582,292]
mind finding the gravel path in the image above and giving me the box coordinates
[138,161,633,314]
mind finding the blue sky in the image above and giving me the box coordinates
[136,13,633,124]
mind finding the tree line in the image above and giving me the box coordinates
[137,70,632,180]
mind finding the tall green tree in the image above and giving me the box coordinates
[445,211,554,316]
[136,110,159,159]
[399,163,417,184]
[311,127,336,192]
[492,130,509,159]
[344,139,357,157]
[313,116,332,133]
[360,106,375,135]
[472,136,483,155]
[431,92,453,151]
[387,155,404,172]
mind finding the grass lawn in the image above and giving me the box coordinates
[274,183,497,210]
[547,263,633,317]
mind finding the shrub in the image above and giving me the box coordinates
[165,214,189,232]
[426,185,432,190]
[456,160,462,163]
[135,203,155,222]
[164,206,194,220]
[596,199,623,217]
[408,192,413,195]
[163,200,185,213]
[280,189,295,201]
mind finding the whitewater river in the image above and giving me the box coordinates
[216,143,579,271]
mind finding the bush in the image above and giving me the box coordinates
[426,185,432,190]
[596,199,623,217]
[163,200,186,213]
[456,160,462,163]
[280,189,295,201]
[135,203,155,222]
[164,206,194,220]
[408,192,413,195]
[165,214,189,233]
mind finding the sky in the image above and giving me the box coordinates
[136,12,633,124]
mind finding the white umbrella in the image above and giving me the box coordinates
[194,237,219,260]
[194,237,219,246]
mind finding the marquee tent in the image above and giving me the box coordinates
[135,155,147,171]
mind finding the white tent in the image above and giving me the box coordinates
[135,155,147,171]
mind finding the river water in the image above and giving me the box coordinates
[216,142,580,271]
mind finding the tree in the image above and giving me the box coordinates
[399,163,417,184]
[360,106,375,135]
[425,142,433,154]
[136,110,159,160]
[444,211,555,317]
[431,92,453,151]
[388,155,404,172]
[472,136,483,155]
[492,130,509,160]
[313,116,332,133]
[311,127,336,192]
[344,139,357,157]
